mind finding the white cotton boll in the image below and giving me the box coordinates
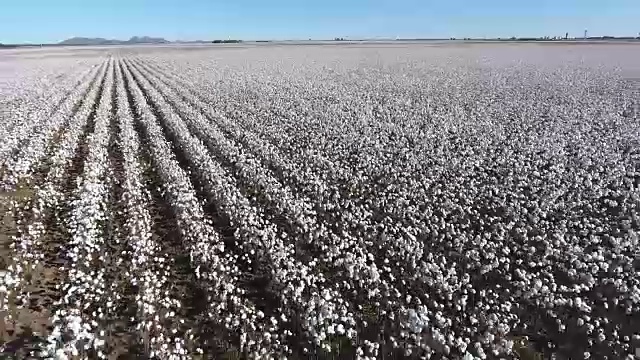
[9,45,638,360]
[55,349,69,360]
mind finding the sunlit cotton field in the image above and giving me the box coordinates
[1,43,640,359]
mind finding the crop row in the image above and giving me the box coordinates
[0,45,638,360]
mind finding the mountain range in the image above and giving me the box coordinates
[59,36,170,46]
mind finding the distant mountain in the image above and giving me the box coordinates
[59,37,118,45]
[127,36,170,44]
[59,36,170,46]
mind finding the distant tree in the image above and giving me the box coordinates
[212,39,242,44]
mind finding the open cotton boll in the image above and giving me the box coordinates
[1,42,639,360]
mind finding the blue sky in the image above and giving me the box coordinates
[1,0,639,43]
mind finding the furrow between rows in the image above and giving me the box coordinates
[125,59,367,358]
[0,63,104,189]
[0,57,111,357]
[122,58,276,358]
[131,58,432,355]
[44,58,116,359]
[129,58,403,356]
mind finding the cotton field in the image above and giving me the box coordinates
[0,43,639,360]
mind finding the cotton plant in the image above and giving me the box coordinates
[0,44,638,359]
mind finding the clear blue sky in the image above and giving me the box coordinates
[1,0,639,43]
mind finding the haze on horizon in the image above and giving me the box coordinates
[1,0,639,44]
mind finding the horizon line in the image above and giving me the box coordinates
[4,33,640,46]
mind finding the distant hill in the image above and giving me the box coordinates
[59,37,119,45]
[127,36,170,44]
[59,36,170,46]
